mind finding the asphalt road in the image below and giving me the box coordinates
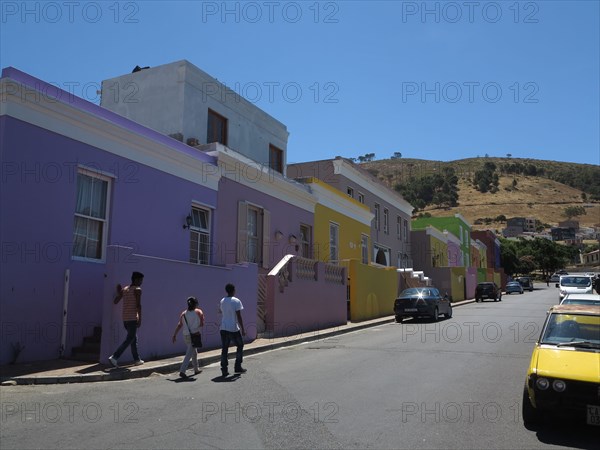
[1,284,598,449]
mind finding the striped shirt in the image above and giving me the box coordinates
[121,286,140,321]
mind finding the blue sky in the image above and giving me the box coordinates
[1,1,598,165]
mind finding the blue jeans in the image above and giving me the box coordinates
[113,320,140,361]
[220,330,243,370]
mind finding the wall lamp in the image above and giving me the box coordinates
[183,214,192,229]
[289,234,297,244]
[274,230,284,241]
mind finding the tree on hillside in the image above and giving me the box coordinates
[473,162,499,193]
[391,152,402,160]
[562,206,587,219]
[395,167,459,210]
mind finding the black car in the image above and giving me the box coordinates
[394,287,452,322]
[475,282,502,302]
[516,276,534,292]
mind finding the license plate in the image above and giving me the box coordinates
[405,308,417,312]
[587,405,600,426]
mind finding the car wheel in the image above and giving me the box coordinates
[395,315,403,323]
[446,304,452,319]
[522,386,540,426]
[432,307,439,322]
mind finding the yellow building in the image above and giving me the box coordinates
[300,178,373,264]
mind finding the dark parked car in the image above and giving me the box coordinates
[517,276,534,292]
[394,287,452,322]
[475,282,502,302]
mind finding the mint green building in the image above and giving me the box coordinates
[412,214,472,267]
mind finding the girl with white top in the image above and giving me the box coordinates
[172,296,205,378]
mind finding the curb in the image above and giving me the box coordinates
[1,300,476,385]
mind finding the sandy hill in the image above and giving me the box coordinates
[361,157,600,232]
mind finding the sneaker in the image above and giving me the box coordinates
[179,372,188,379]
[108,356,118,368]
[234,366,247,373]
[194,369,202,375]
[134,359,144,366]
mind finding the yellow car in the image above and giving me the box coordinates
[522,305,600,426]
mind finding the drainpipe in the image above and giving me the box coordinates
[60,269,70,358]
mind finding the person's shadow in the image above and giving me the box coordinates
[211,374,241,383]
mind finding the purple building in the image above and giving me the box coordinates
[0,68,260,365]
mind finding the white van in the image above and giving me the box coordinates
[557,275,593,301]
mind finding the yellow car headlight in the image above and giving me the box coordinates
[552,380,566,392]
[536,377,550,390]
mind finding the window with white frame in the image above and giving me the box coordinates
[361,234,369,264]
[358,192,365,204]
[72,171,110,260]
[403,219,409,243]
[300,224,312,258]
[373,243,391,266]
[329,222,339,263]
[374,203,380,230]
[397,215,402,240]
[189,206,211,265]
[237,201,271,268]
[347,186,354,198]
[383,208,389,234]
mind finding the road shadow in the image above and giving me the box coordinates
[168,375,200,383]
[211,374,241,383]
[526,420,599,449]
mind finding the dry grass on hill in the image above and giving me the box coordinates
[361,158,600,231]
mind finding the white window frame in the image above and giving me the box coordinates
[347,186,354,198]
[300,223,312,258]
[329,222,339,264]
[361,234,369,264]
[189,205,211,265]
[358,192,365,204]
[373,243,391,266]
[374,203,380,230]
[397,215,402,240]
[72,169,111,262]
[383,208,389,234]
[403,219,409,243]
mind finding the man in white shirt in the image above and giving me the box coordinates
[219,283,246,377]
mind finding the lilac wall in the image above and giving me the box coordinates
[1,117,217,364]
[447,241,462,267]
[213,178,314,267]
[101,246,258,363]
[265,259,347,336]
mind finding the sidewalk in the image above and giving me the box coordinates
[0,300,474,386]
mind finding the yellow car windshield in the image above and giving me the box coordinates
[540,313,600,347]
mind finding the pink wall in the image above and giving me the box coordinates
[100,246,258,363]
[265,258,347,337]
[466,267,478,299]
